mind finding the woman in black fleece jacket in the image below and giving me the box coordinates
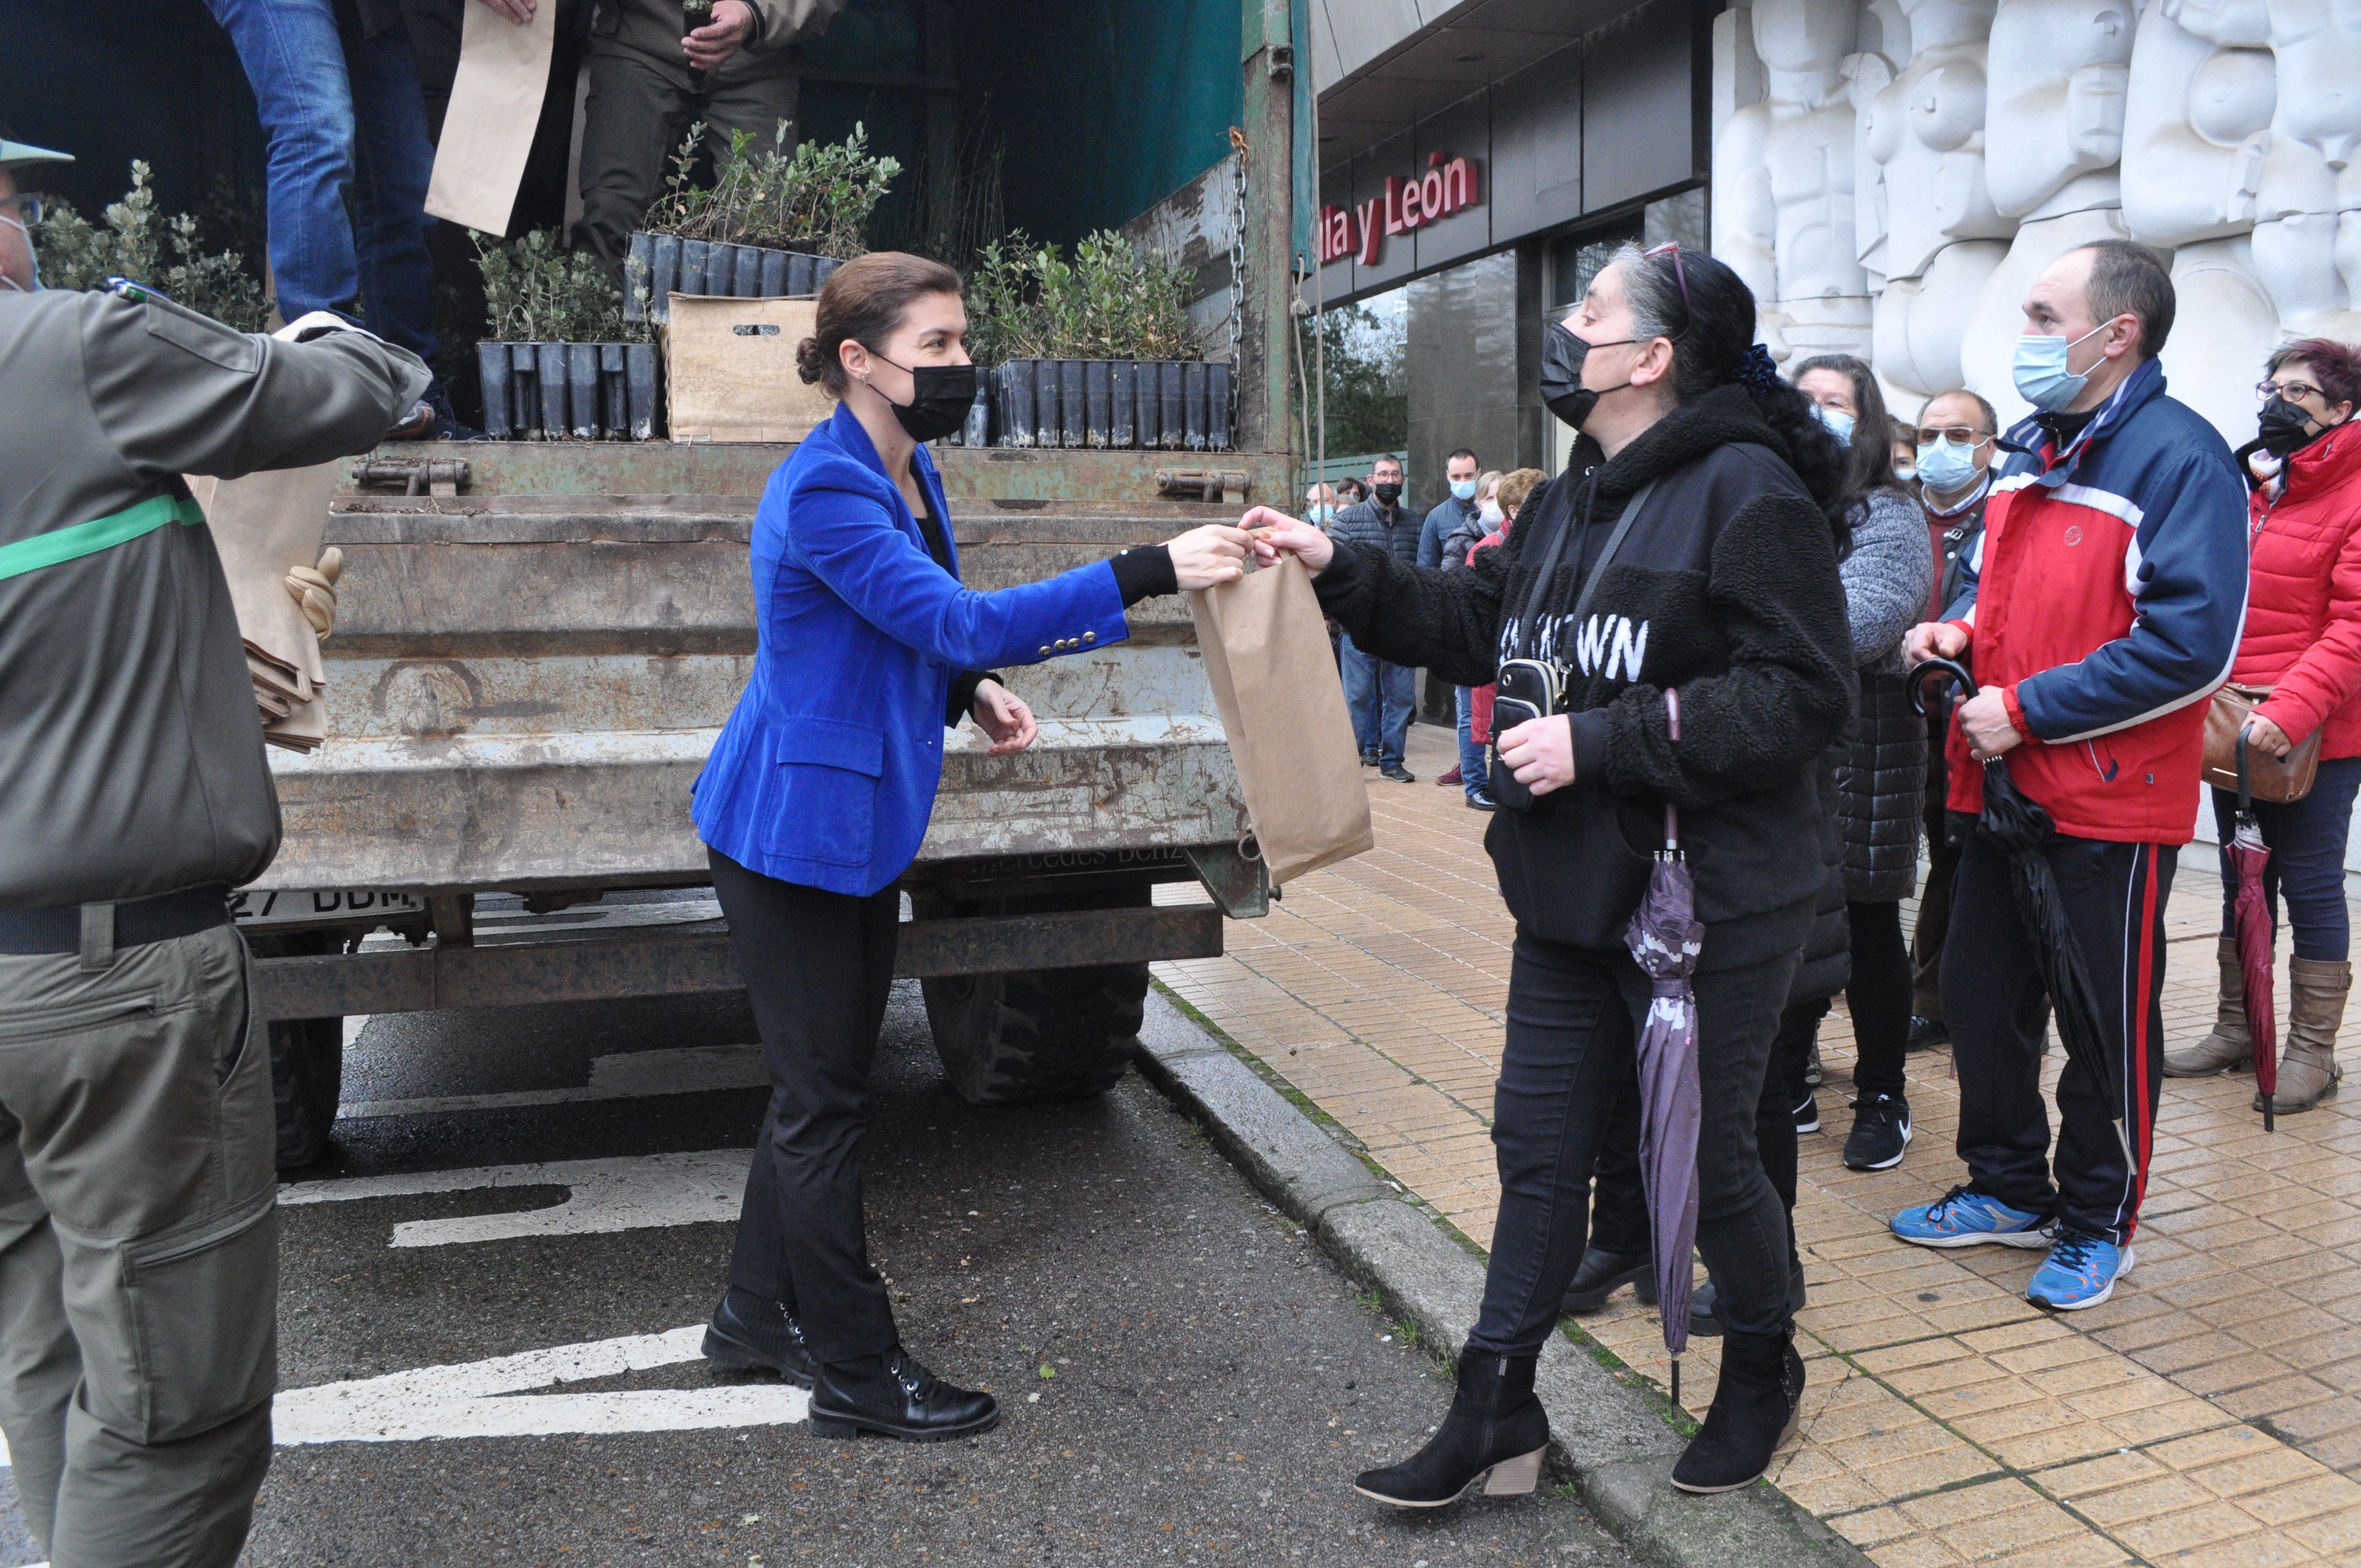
[1249,245,1854,1501]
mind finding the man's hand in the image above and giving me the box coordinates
[1903,620,1970,668]
[2245,713,2295,759]
[684,0,754,68]
[971,678,1037,755]
[286,547,343,639]
[1956,687,2023,761]
[474,0,535,21]
[1241,507,1335,576]
[1165,524,1250,590]
[1497,714,1576,796]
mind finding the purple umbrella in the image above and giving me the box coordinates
[1624,689,1706,1405]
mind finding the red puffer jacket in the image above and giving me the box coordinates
[2239,421,2361,759]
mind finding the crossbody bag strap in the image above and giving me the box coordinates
[1565,478,1660,635]
[1513,475,1586,659]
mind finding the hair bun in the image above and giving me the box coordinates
[794,335,827,385]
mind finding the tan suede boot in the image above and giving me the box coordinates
[2165,938,2255,1076]
[2260,956,2350,1114]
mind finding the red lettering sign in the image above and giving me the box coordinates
[1318,151,1482,268]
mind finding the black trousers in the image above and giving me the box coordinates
[1847,900,1912,1100]
[1471,924,1802,1354]
[710,849,902,1366]
[1943,829,2173,1245]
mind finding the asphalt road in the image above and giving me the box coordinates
[0,977,1633,1568]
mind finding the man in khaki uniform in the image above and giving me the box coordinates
[0,135,429,1567]
[572,0,849,274]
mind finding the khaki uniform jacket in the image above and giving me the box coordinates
[0,290,430,908]
[593,0,847,86]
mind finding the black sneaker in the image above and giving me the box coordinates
[1380,764,1416,783]
[1361,752,1380,767]
[1466,789,1497,812]
[1791,1089,1820,1134]
[1843,1093,1913,1171]
[1907,1015,1949,1051]
[1802,1043,1824,1087]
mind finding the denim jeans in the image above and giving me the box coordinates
[2212,755,2361,961]
[1454,686,1489,798]
[1470,923,1804,1355]
[203,0,440,377]
[1339,634,1413,767]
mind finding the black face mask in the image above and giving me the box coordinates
[1372,482,1402,506]
[1539,319,1636,430]
[2258,395,2324,458]
[867,350,978,443]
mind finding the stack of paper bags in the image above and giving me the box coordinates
[184,464,340,753]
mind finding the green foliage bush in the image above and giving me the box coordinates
[1298,302,1407,457]
[475,228,649,343]
[35,161,266,331]
[964,230,1198,366]
[645,121,899,260]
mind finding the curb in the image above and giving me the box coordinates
[1135,989,1869,1568]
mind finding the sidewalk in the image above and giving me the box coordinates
[1154,724,2361,1568]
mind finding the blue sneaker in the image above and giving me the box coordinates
[2027,1229,2132,1311]
[1890,1185,2049,1249]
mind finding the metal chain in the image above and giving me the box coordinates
[1226,127,1249,443]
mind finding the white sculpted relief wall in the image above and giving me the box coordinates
[1711,0,2355,440]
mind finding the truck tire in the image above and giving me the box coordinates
[920,885,1151,1105]
[270,1016,344,1170]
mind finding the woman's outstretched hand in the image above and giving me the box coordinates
[1240,508,1334,577]
[1166,525,1253,591]
[971,679,1038,755]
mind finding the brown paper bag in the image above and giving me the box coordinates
[424,0,556,234]
[187,465,337,752]
[663,295,834,442]
[1189,554,1374,886]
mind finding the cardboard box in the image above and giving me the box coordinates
[662,294,834,443]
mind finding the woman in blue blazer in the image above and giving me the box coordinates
[692,252,1249,1442]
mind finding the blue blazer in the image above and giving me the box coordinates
[693,403,1131,895]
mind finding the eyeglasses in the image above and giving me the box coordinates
[1643,241,1692,338]
[1,193,43,226]
[2259,378,2327,405]
[1913,426,1993,448]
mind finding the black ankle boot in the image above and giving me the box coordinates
[809,1347,999,1443]
[701,1288,817,1387]
[1686,1259,1807,1338]
[1354,1350,1550,1508]
[1562,1246,1660,1314]
[1670,1327,1804,1494]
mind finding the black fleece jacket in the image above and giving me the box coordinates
[1313,385,1854,958]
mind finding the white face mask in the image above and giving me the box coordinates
[0,213,34,292]
[1478,499,1504,526]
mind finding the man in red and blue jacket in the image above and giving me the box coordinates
[1889,242,2249,1311]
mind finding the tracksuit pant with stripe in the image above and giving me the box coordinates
[1942,826,2173,1246]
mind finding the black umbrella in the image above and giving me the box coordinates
[1910,659,2136,1176]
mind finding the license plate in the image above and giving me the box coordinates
[231,889,426,930]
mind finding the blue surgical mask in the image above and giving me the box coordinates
[2012,323,2109,412]
[1813,403,1855,444]
[1449,478,1478,502]
[1915,435,1981,494]
[0,213,36,292]
[1307,503,1335,525]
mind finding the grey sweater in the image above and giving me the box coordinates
[1842,486,1934,677]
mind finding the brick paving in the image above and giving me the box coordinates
[1154,723,2361,1567]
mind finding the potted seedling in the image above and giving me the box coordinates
[959,230,1230,452]
[472,229,661,440]
[36,161,267,330]
[626,121,899,324]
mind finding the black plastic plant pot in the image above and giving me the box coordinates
[624,231,844,323]
[475,340,661,440]
[975,358,1232,451]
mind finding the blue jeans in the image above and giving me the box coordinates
[1455,686,1489,798]
[2213,755,2361,961]
[203,0,440,379]
[1339,635,1414,768]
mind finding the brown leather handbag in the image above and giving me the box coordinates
[2203,683,2321,803]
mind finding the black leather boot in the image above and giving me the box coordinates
[1670,1327,1804,1494]
[809,1347,999,1442]
[1354,1350,1549,1509]
[1562,1246,1660,1314]
[700,1288,817,1388]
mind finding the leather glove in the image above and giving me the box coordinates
[286,547,342,639]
